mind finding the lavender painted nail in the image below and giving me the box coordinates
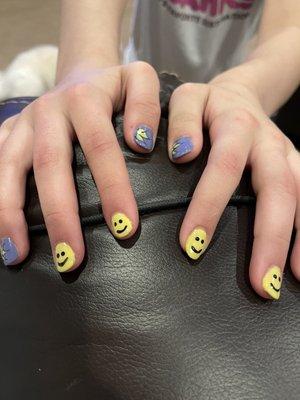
[171,136,193,159]
[134,125,154,150]
[0,237,18,266]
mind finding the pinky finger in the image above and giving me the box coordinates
[0,115,33,265]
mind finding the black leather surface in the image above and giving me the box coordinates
[0,75,299,400]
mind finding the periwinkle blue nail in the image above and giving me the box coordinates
[0,237,18,266]
[171,136,193,159]
[134,125,154,150]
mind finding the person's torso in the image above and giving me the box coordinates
[124,0,264,82]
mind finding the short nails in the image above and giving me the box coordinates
[185,228,207,260]
[134,125,154,150]
[262,265,282,300]
[111,212,133,239]
[0,237,18,266]
[54,242,75,273]
[172,136,193,160]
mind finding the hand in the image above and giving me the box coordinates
[168,75,300,300]
[0,61,160,272]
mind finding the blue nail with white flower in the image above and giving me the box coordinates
[0,237,19,266]
[171,136,193,160]
[134,125,154,150]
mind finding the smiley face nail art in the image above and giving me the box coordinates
[185,228,207,260]
[262,265,282,300]
[111,213,133,239]
[54,242,75,273]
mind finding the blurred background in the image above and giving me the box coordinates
[0,0,132,69]
[1,0,298,147]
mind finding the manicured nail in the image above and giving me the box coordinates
[111,212,133,239]
[54,242,75,273]
[185,228,207,260]
[134,125,154,150]
[262,265,282,300]
[172,136,193,160]
[0,237,18,265]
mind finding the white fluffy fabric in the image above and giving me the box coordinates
[0,45,58,101]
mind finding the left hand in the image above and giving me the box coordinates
[168,74,300,300]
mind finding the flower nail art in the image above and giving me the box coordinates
[134,125,154,150]
[0,237,18,266]
[172,137,193,160]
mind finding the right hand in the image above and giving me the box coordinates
[0,61,160,272]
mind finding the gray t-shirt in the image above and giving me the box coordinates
[124,0,264,82]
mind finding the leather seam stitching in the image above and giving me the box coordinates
[28,195,255,234]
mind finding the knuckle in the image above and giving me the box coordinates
[268,127,286,148]
[173,82,204,98]
[212,148,244,177]
[173,83,194,97]
[228,108,259,130]
[66,82,93,101]
[0,115,17,130]
[0,148,19,167]
[132,96,160,120]
[275,173,297,201]
[132,61,156,76]
[170,111,199,127]
[101,179,122,196]
[33,143,60,170]
[44,210,65,221]
[84,131,116,159]
[32,94,54,115]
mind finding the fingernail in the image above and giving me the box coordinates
[262,265,282,300]
[171,136,193,160]
[0,237,18,266]
[134,125,154,150]
[54,242,75,273]
[111,212,133,239]
[185,228,207,260]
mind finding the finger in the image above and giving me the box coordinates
[123,61,160,152]
[168,83,209,163]
[286,146,300,281]
[249,141,296,300]
[68,85,139,239]
[180,110,254,260]
[0,112,33,266]
[0,115,19,149]
[33,98,84,273]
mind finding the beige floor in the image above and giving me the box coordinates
[0,0,132,70]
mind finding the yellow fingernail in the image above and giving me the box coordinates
[185,227,207,260]
[262,265,282,300]
[111,212,133,239]
[54,242,75,273]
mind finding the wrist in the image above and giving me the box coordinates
[56,50,121,83]
[209,62,263,105]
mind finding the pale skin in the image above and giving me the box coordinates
[0,0,300,300]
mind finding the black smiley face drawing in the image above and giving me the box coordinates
[114,219,127,234]
[262,266,282,300]
[56,250,69,267]
[191,236,205,254]
[270,273,281,292]
[111,213,133,238]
